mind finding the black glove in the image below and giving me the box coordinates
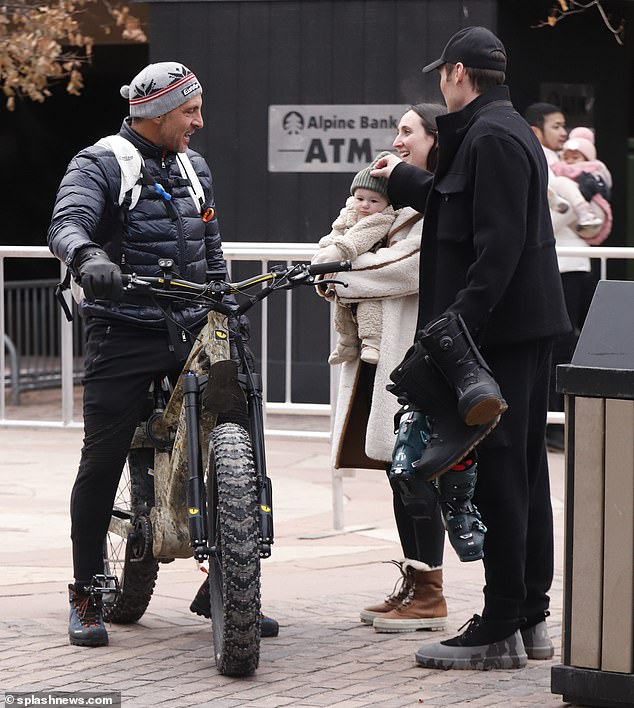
[577,171,611,202]
[73,247,123,301]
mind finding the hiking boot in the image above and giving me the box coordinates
[419,313,507,427]
[68,583,108,647]
[438,456,487,562]
[359,560,413,624]
[520,612,554,659]
[415,614,527,670]
[190,579,279,637]
[259,614,280,638]
[373,565,447,633]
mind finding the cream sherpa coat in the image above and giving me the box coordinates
[328,207,423,469]
[315,198,398,350]
[317,197,397,259]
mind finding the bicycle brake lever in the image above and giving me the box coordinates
[122,276,151,291]
[312,277,348,288]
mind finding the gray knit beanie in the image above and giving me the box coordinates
[349,151,394,198]
[120,62,202,118]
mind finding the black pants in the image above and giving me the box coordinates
[549,270,597,412]
[476,338,554,624]
[71,318,188,583]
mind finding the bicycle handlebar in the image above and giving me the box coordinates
[304,260,352,276]
[118,259,352,312]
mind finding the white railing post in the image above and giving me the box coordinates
[59,263,75,425]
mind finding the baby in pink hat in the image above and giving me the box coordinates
[548,127,612,244]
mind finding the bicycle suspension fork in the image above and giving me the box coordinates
[183,372,208,561]
[241,369,274,557]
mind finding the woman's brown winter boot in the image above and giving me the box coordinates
[359,560,414,624]
[373,563,448,633]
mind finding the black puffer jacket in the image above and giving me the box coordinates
[47,119,226,329]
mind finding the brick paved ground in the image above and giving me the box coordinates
[0,424,572,707]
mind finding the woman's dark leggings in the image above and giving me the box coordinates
[391,480,445,567]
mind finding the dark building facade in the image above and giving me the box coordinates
[140,0,633,401]
[3,0,632,400]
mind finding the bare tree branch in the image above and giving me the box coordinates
[533,1,626,45]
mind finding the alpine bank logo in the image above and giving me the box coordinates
[269,104,406,173]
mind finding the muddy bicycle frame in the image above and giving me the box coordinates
[104,258,352,674]
[114,257,351,564]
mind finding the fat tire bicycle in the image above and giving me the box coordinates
[100,257,350,676]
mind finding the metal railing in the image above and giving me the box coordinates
[2,244,634,430]
[0,243,326,429]
[3,278,85,401]
[2,243,633,530]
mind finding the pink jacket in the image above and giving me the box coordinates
[551,159,612,245]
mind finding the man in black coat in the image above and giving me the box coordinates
[373,26,570,670]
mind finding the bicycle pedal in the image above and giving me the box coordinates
[89,574,121,605]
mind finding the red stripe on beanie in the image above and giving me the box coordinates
[129,73,198,106]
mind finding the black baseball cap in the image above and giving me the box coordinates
[422,26,507,73]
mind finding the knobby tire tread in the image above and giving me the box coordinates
[208,422,261,677]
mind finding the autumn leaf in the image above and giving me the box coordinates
[0,0,146,110]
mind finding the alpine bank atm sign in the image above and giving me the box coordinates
[268,104,407,172]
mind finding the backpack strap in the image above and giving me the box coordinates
[176,152,205,213]
[94,135,144,210]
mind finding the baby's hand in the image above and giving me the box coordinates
[311,243,343,265]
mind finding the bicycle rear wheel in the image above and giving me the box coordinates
[104,447,160,623]
[207,422,261,676]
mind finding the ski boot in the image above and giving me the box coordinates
[438,455,487,561]
[388,341,499,479]
[388,406,439,518]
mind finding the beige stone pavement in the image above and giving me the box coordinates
[0,410,573,707]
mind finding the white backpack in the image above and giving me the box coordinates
[95,134,205,212]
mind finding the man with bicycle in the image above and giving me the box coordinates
[48,61,278,647]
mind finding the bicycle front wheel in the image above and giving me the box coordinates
[104,447,159,623]
[207,422,261,676]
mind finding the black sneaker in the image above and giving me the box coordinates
[190,579,279,637]
[415,614,527,670]
[519,611,554,659]
[68,584,108,647]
